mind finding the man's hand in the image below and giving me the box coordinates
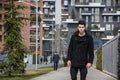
[67,60,71,67]
[86,63,92,69]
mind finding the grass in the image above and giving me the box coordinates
[0,64,64,80]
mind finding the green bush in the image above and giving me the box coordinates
[118,36,120,80]
[96,47,102,71]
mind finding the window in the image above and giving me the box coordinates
[0,25,2,31]
[30,45,40,50]
[95,8,99,15]
[104,16,106,22]
[91,16,94,22]
[111,24,114,30]
[95,16,100,22]
[0,35,2,42]
[0,3,2,10]
[64,0,68,6]
[108,16,113,22]
[84,8,88,11]
[92,8,94,14]
[104,8,106,12]
[30,46,36,50]
[117,16,120,22]
[71,0,75,6]
[80,0,83,3]
[30,37,36,43]
[0,14,2,20]
[44,9,48,14]
[86,0,89,3]
[106,24,111,30]
[86,16,88,22]
[106,0,111,6]
[95,0,102,3]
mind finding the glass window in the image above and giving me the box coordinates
[106,24,111,30]
[108,16,113,22]
[104,8,106,11]
[84,8,88,11]
[86,16,88,22]
[64,0,68,6]
[30,46,36,50]
[117,16,120,22]
[92,16,94,22]
[95,16,99,22]
[92,8,94,14]
[0,35,2,42]
[0,3,2,10]
[0,14,2,20]
[104,16,106,22]
[71,0,75,6]
[86,0,89,3]
[106,0,111,6]
[111,24,114,30]
[95,0,102,3]
[0,25,2,31]
[80,0,83,3]
[95,8,99,15]
[44,9,48,14]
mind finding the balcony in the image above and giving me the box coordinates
[81,11,92,15]
[74,2,105,8]
[62,19,78,23]
[102,11,120,16]
[43,0,55,1]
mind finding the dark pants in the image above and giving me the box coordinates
[54,62,58,70]
[70,66,87,80]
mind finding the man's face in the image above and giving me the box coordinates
[77,24,85,34]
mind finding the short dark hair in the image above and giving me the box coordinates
[77,20,86,26]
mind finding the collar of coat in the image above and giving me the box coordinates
[73,30,90,37]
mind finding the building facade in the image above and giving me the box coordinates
[42,0,69,56]
[0,0,43,55]
[65,0,120,49]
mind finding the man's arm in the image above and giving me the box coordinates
[87,36,94,68]
[67,36,73,66]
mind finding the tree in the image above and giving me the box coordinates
[113,26,119,36]
[92,24,99,29]
[71,9,75,19]
[0,0,28,76]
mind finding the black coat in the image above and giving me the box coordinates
[53,54,59,63]
[67,31,94,67]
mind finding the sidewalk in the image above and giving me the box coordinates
[31,67,117,80]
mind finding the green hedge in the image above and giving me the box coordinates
[118,36,120,80]
[96,47,102,71]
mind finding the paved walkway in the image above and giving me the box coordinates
[31,67,117,80]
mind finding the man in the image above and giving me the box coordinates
[53,52,60,70]
[67,20,94,80]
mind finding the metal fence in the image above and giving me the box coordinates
[102,36,118,78]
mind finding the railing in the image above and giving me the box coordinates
[102,36,118,77]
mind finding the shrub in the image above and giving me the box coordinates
[96,47,102,71]
[118,35,120,80]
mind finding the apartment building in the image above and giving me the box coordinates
[64,0,120,49]
[0,0,43,55]
[42,0,69,56]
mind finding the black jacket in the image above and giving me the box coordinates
[67,31,94,67]
[53,54,60,63]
